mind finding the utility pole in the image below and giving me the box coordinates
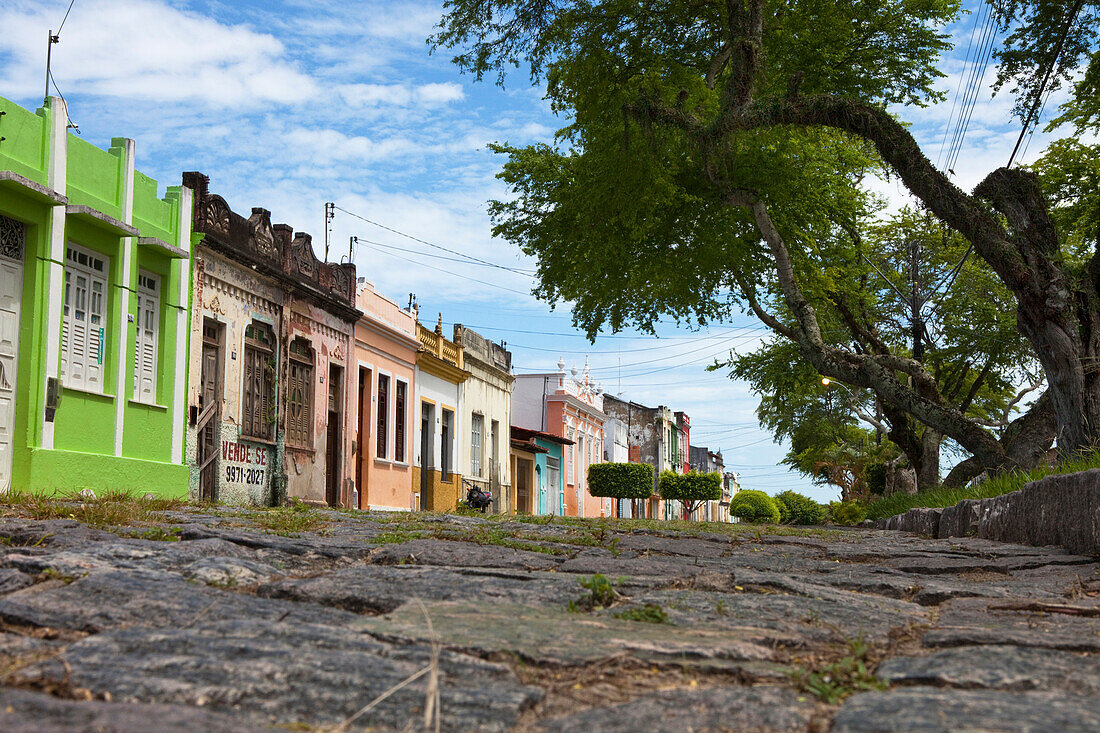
[323,202,335,262]
[45,30,58,102]
[910,239,924,363]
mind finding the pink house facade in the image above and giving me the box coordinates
[353,279,419,511]
[512,359,608,518]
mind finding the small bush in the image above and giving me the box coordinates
[827,500,868,526]
[730,490,781,524]
[658,470,722,516]
[774,495,791,524]
[588,462,654,500]
[774,491,825,525]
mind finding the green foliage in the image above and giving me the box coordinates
[826,500,868,526]
[615,603,669,624]
[791,635,885,704]
[730,490,781,524]
[864,449,1100,520]
[657,470,722,512]
[1030,139,1100,263]
[774,491,826,525]
[774,493,791,523]
[587,462,655,500]
[568,573,621,612]
[991,0,1100,126]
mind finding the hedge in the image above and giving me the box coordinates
[774,490,825,525]
[658,470,722,508]
[730,490,781,524]
[588,462,655,499]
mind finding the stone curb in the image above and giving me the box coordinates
[870,468,1100,555]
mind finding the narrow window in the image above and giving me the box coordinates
[470,414,483,476]
[441,408,453,479]
[567,427,575,485]
[287,339,314,449]
[394,380,407,462]
[61,244,109,392]
[376,374,389,458]
[241,321,275,440]
[133,271,160,402]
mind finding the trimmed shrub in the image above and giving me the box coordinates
[774,490,826,525]
[827,500,868,526]
[658,470,722,516]
[774,494,791,524]
[588,462,655,500]
[730,490,781,524]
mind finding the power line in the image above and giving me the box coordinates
[444,321,767,340]
[354,239,533,297]
[335,204,536,276]
[56,0,78,34]
[943,2,999,174]
[1007,0,1086,168]
[937,3,986,168]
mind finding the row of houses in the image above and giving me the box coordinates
[0,95,738,519]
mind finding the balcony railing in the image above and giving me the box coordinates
[417,323,462,367]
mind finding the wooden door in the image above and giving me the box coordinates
[356,367,369,509]
[0,216,24,493]
[197,320,222,501]
[326,364,342,507]
[420,402,433,495]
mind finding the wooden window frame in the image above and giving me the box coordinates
[241,321,275,441]
[394,379,407,463]
[376,373,389,459]
[286,338,314,450]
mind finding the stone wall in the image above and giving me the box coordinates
[874,468,1100,555]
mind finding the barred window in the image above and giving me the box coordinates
[470,413,483,476]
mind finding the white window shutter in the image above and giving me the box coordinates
[61,245,110,393]
[133,273,159,402]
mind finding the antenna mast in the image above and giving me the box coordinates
[323,202,335,262]
[45,30,59,102]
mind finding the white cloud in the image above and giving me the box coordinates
[337,81,464,108]
[0,0,317,105]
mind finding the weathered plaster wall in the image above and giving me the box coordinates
[457,327,513,513]
[283,302,354,506]
[185,250,282,505]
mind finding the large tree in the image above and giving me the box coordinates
[432,0,1099,477]
[729,209,1042,489]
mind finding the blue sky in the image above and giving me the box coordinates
[1,0,1090,501]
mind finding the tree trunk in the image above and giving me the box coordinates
[917,428,941,492]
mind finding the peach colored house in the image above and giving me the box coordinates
[512,359,607,518]
[353,279,418,511]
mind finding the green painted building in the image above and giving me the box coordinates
[0,95,193,497]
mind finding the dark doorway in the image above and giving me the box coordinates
[516,458,532,514]
[326,364,343,507]
[357,366,370,509]
[197,319,223,501]
[420,402,434,497]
